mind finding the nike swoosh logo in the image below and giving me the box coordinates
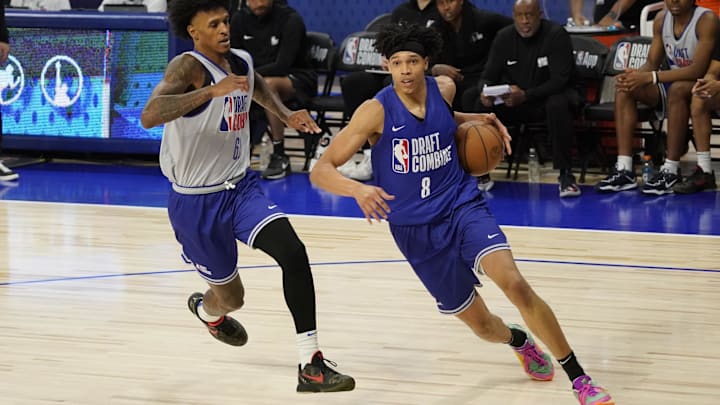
[487,233,500,239]
[506,60,518,65]
[268,204,277,209]
[302,372,324,384]
[391,125,405,132]
[243,35,253,40]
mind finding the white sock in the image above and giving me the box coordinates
[197,301,222,323]
[617,155,633,171]
[697,151,712,173]
[661,159,679,174]
[296,330,320,365]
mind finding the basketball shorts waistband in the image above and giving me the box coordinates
[172,172,247,195]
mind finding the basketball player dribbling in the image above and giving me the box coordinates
[310,23,614,405]
[140,0,354,393]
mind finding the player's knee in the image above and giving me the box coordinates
[286,242,310,272]
[614,89,634,104]
[667,87,691,106]
[690,95,710,117]
[275,239,310,273]
[504,277,534,309]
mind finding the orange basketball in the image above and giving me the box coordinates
[454,120,505,176]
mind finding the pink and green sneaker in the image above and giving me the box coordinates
[508,324,554,381]
[572,375,614,405]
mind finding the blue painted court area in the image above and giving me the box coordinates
[1,161,719,235]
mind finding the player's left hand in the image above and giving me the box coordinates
[287,110,322,134]
[474,113,512,156]
[692,78,720,98]
[616,69,649,92]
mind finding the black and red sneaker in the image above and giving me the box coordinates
[673,166,717,194]
[187,292,248,346]
[297,351,355,393]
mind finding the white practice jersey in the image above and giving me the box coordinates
[159,49,254,191]
[662,6,711,70]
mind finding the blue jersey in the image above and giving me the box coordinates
[372,77,481,225]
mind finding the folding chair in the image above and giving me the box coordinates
[303,31,385,166]
[582,35,667,172]
[570,34,609,183]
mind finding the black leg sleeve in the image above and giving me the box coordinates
[253,218,317,333]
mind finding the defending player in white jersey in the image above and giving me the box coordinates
[140,0,354,393]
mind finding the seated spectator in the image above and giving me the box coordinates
[392,0,440,27]
[340,0,511,187]
[231,0,316,180]
[596,1,717,195]
[467,0,582,198]
[342,1,440,121]
[675,46,720,193]
[569,0,657,30]
[432,0,512,112]
[336,0,441,181]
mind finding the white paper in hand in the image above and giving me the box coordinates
[483,84,511,105]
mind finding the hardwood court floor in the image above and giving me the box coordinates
[1,201,718,404]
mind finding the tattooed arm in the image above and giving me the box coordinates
[251,71,293,124]
[251,71,322,134]
[141,54,249,129]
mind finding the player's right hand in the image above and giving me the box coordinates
[213,73,250,96]
[353,184,395,224]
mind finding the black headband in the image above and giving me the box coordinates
[387,41,427,58]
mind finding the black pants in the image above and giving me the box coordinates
[340,71,392,151]
[463,86,580,171]
[340,71,390,118]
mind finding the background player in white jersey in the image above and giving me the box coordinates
[140,0,354,393]
[310,22,613,405]
[596,0,717,195]
[678,43,720,193]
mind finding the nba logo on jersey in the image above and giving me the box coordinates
[219,95,249,132]
[342,37,360,65]
[392,138,410,174]
[613,42,631,71]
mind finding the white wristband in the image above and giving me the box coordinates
[652,71,658,85]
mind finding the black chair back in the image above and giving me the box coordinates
[337,31,384,72]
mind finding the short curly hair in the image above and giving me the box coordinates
[374,22,443,60]
[167,0,229,40]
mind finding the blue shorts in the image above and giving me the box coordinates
[168,171,285,285]
[390,197,510,315]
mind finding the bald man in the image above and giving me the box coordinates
[467,0,582,198]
